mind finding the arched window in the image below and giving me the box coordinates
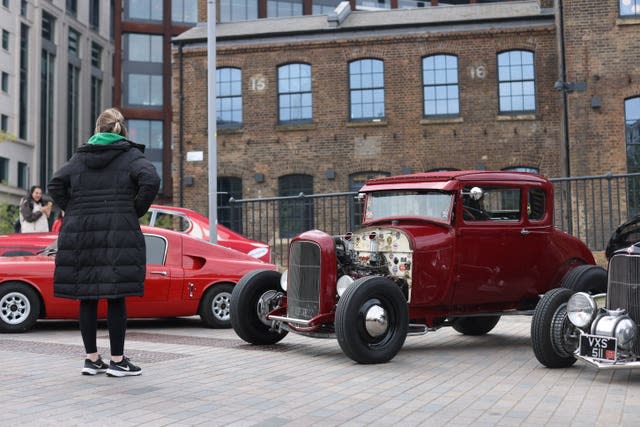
[423,54,459,116]
[278,63,312,123]
[218,176,243,232]
[349,58,385,120]
[497,50,536,113]
[216,67,242,127]
[278,174,314,237]
[349,171,390,228]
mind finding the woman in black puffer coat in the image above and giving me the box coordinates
[48,108,160,377]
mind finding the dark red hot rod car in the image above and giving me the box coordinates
[231,171,604,363]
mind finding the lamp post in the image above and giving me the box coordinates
[207,0,218,244]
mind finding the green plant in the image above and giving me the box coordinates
[0,202,19,234]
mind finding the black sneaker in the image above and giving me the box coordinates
[106,356,142,377]
[81,356,109,375]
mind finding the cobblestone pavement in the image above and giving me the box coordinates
[1,316,640,426]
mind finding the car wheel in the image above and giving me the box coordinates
[531,287,578,368]
[200,283,234,328]
[0,282,41,333]
[230,269,288,345]
[335,276,408,364]
[561,265,607,294]
[452,316,501,336]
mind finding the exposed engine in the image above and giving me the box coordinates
[334,227,413,299]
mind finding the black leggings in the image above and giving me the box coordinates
[79,298,127,356]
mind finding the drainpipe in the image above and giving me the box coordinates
[556,0,570,178]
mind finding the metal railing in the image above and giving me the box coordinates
[225,173,640,267]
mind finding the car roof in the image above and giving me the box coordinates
[360,170,548,192]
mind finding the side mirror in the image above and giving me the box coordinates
[469,187,484,201]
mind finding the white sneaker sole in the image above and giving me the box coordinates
[81,367,107,375]
[106,368,142,377]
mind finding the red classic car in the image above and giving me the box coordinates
[231,171,602,363]
[0,204,271,263]
[0,226,276,332]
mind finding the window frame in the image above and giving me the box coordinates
[497,49,536,114]
[348,58,385,121]
[277,62,313,124]
[216,67,243,128]
[422,53,460,117]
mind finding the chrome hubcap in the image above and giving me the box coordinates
[0,292,31,325]
[364,304,388,337]
[257,290,282,326]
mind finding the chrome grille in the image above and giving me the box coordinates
[608,253,640,355]
[287,241,321,321]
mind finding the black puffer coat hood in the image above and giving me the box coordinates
[48,140,160,300]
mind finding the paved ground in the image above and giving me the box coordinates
[1,315,640,426]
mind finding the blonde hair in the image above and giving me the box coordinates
[94,108,128,137]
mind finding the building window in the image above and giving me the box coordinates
[626,97,640,215]
[2,0,8,9]
[216,67,242,127]
[18,161,28,189]
[278,174,314,238]
[502,166,540,174]
[91,42,103,133]
[41,12,56,186]
[349,58,385,120]
[1,72,7,92]
[267,0,303,17]
[1,29,8,50]
[423,54,459,116]
[67,29,81,158]
[349,171,390,228]
[620,0,640,16]
[172,0,198,24]
[124,0,163,22]
[19,23,28,140]
[128,119,164,191]
[218,177,243,233]
[0,157,8,184]
[356,0,391,9]
[66,0,77,16]
[0,114,7,132]
[278,63,312,123]
[42,12,55,41]
[497,50,536,113]
[312,0,342,14]
[90,0,100,30]
[21,0,27,16]
[220,0,258,21]
[123,33,163,107]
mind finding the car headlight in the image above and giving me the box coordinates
[567,292,597,328]
[280,269,288,291]
[593,309,638,351]
[336,275,354,297]
[248,247,269,259]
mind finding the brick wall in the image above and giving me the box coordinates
[173,23,562,215]
[562,0,640,177]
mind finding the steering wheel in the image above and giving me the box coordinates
[463,207,487,221]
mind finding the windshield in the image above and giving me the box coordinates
[364,190,453,223]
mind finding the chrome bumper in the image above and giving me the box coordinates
[576,355,640,370]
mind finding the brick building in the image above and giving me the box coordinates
[172,0,640,225]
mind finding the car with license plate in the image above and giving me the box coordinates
[230,170,600,363]
[0,204,271,263]
[0,226,276,333]
[531,216,640,369]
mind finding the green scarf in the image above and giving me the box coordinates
[87,133,126,145]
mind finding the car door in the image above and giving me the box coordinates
[128,233,183,316]
[454,184,533,306]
